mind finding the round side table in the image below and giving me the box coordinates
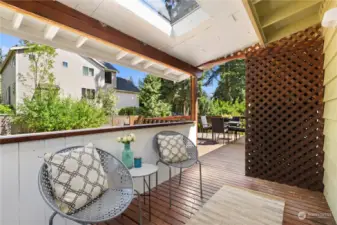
[129,164,158,221]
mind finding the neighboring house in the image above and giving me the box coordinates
[0,47,139,109]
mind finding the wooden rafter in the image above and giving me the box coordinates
[198,44,261,70]
[0,0,201,76]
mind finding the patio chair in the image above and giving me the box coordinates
[200,115,212,139]
[211,117,229,144]
[38,146,142,225]
[154,131,203,208]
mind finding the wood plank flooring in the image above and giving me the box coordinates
[104,138,336,225]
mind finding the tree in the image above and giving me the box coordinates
[139,75,171,117]
[204,59,246,103]
[0,48,3,65]
[160,79,190,115]
[96,88,118,116]
[20,43,57,93]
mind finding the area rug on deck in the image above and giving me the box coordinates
[186,184,285,225]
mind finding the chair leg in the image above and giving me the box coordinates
[169,167,172,208]
[49,212,57,225]
[223,132,225,144]
[198,160,203,199]
[156,161,159,190]
[179,168,182,185]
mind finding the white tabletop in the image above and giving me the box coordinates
[129,163,159,178]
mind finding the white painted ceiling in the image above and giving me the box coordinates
[57,0,259,67]
[0,4,190,82]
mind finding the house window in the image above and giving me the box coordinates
[105,71,112,84]
[81,88,95,99]
[89,68,94,76]
[62,61,68,68]
[83,66,94,76]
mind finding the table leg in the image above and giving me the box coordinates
[148,174,151,221]
[143,177,146,205]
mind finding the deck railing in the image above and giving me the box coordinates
[135,115,191,124]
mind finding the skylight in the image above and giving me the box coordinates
[141,0,200,24]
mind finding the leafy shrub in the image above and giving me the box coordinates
[0,104,13,114]
[96,88,118,116]
[199,98,245,117]
[118,107,139,116]
[14,88,107,132]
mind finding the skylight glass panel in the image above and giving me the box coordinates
[141,0,200,24]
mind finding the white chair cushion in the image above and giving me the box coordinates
[157,134,189,163]
[44,143,108,214]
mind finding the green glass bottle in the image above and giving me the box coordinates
[122,143,134,169]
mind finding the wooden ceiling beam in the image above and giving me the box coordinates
[0,0,201,76]
[12,13,23,30]
[76,36,88,48]
[44,24,59,40]
[260,0,322,28]
[242,0,266,47]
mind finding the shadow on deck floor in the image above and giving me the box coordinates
[104,138,336,225]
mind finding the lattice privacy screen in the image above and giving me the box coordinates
[245,25,325,191]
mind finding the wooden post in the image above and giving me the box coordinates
[191,76,198,144]
[191,76,197,122]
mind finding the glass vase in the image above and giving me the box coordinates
[122,143,134,169]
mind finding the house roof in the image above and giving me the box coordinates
[101,62,119,72]
[116,77,140,93]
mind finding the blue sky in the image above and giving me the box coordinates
[0,33,216,95]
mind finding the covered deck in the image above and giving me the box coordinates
[113,138,335,225]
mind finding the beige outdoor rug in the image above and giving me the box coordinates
[187,184,285,225]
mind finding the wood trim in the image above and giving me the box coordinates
[198,54,246,70]
[0,121,194,144]
[242,0,266,47]
[191,76,197,122]
[0,0,202,76]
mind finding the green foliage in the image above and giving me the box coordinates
[204,59,245,103]
[0,104,13,114]
[0,48,4,65]
[118,107,139,116]
[139,75,171,117]
[14,87,107,132]
[96,88,118,116]
[198,98,245,117]
[20,43,57,91]
[14,43,107,132]
[160,79,190,115]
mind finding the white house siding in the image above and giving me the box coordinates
[1,53,16,106]
[16,49,117,106]
[116,91,139,109]
[0,123,196,225]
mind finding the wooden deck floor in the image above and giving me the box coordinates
[104,138,336,225]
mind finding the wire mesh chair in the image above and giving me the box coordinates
[154,131,203,208]
[38,146,142,225]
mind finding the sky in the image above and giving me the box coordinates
[0,33,217,95]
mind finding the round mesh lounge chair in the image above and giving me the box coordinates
[38,146,142,225]
[154,131,203,208]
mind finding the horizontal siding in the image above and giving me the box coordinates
[322,0,337,220]
[324,77,337,101]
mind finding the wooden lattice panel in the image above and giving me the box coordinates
[245,26,325,191]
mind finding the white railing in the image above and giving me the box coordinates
[0,122,196,225]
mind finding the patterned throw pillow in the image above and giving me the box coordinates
[44,143,108,214]
[157,134,189,163]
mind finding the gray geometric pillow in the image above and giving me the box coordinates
[157,134,189,163]
[44,143,108,214]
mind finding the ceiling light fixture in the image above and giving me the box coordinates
[322,8,337,28]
